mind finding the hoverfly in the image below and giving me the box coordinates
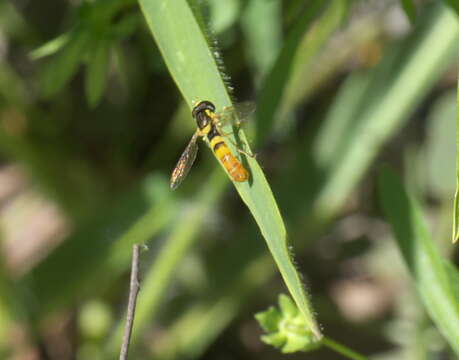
[170,100,255,190]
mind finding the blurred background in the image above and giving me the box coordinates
[0,0,458,359]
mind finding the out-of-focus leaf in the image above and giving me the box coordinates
[401,0,417,24]
[0,63,28,106]
[314,71,372,170]
[41,28,91,97]
[208,0,240,34]
[139,0,322,340]
[425,92,456,198]
[241,0,282,81]
[281,0,348,115]
[444,261,459,300]
[112,13,140,38]
[29,32,71,60]
[255,0,326,144]
[85,32,112,108]
[379,166,459,355]
[444,0,459,15]
[453,71,459,243]
[312,3,459,220]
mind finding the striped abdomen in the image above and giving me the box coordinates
[207,125,248,182]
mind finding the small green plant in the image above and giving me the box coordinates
[255,294,320,353]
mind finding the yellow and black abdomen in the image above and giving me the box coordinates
[206,124,248,182]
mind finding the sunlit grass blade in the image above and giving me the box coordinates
[139,0,321,340]
[378,166,459,355]
[453,73,459,242]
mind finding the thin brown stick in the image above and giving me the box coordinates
[119,244,141,360]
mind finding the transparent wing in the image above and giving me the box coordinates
[170,132,199,190]
[216,101,256,127]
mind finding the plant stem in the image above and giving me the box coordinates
[119,244,142,360]
[322,337,369,360]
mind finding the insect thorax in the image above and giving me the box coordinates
[193,101,216,130]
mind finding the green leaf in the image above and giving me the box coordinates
[281,0,348,114]
[255,294,321,353]
[85,32,112,108]
[41,28,91,97]
[241,0,282,81]
[255,0,326,144]
[444,0,459,16]
[29,32,71,60]
[256,306,282,332]
[425,92,456,198]
[401,0,417,24]
[112,13,140,38]
[313,3,459,220]
[138,0,321,340]
[444,261,459,300]
[453,72,459,242]
[208,0,240,34]
[378,166,459,355]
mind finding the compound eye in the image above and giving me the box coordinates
[196,113,209,129]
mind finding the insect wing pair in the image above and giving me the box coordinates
[170,101,255,190]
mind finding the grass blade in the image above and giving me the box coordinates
[255,0,326,144]
[139,0,321,340]
[241,0,282,81]
[41,28,91,97]
[378,166,459,355]
[453,72,459,242]
[85,32,111,108]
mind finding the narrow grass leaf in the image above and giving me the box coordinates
[453,72,459,242]
[29,32,71,60]
[241,0,282,81]
[139,0,321,340]
[281,0,348,114]
[85,32,111,108]
[313,71,372,170]
[444,261,459,300]
[41,28,90,97]
[255,0,326,144]
[379,166,459,355]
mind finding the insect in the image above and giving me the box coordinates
[170,100,254,190]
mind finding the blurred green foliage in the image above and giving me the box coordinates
[0,0,458,359]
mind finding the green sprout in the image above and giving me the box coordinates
[255,294,322,353]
